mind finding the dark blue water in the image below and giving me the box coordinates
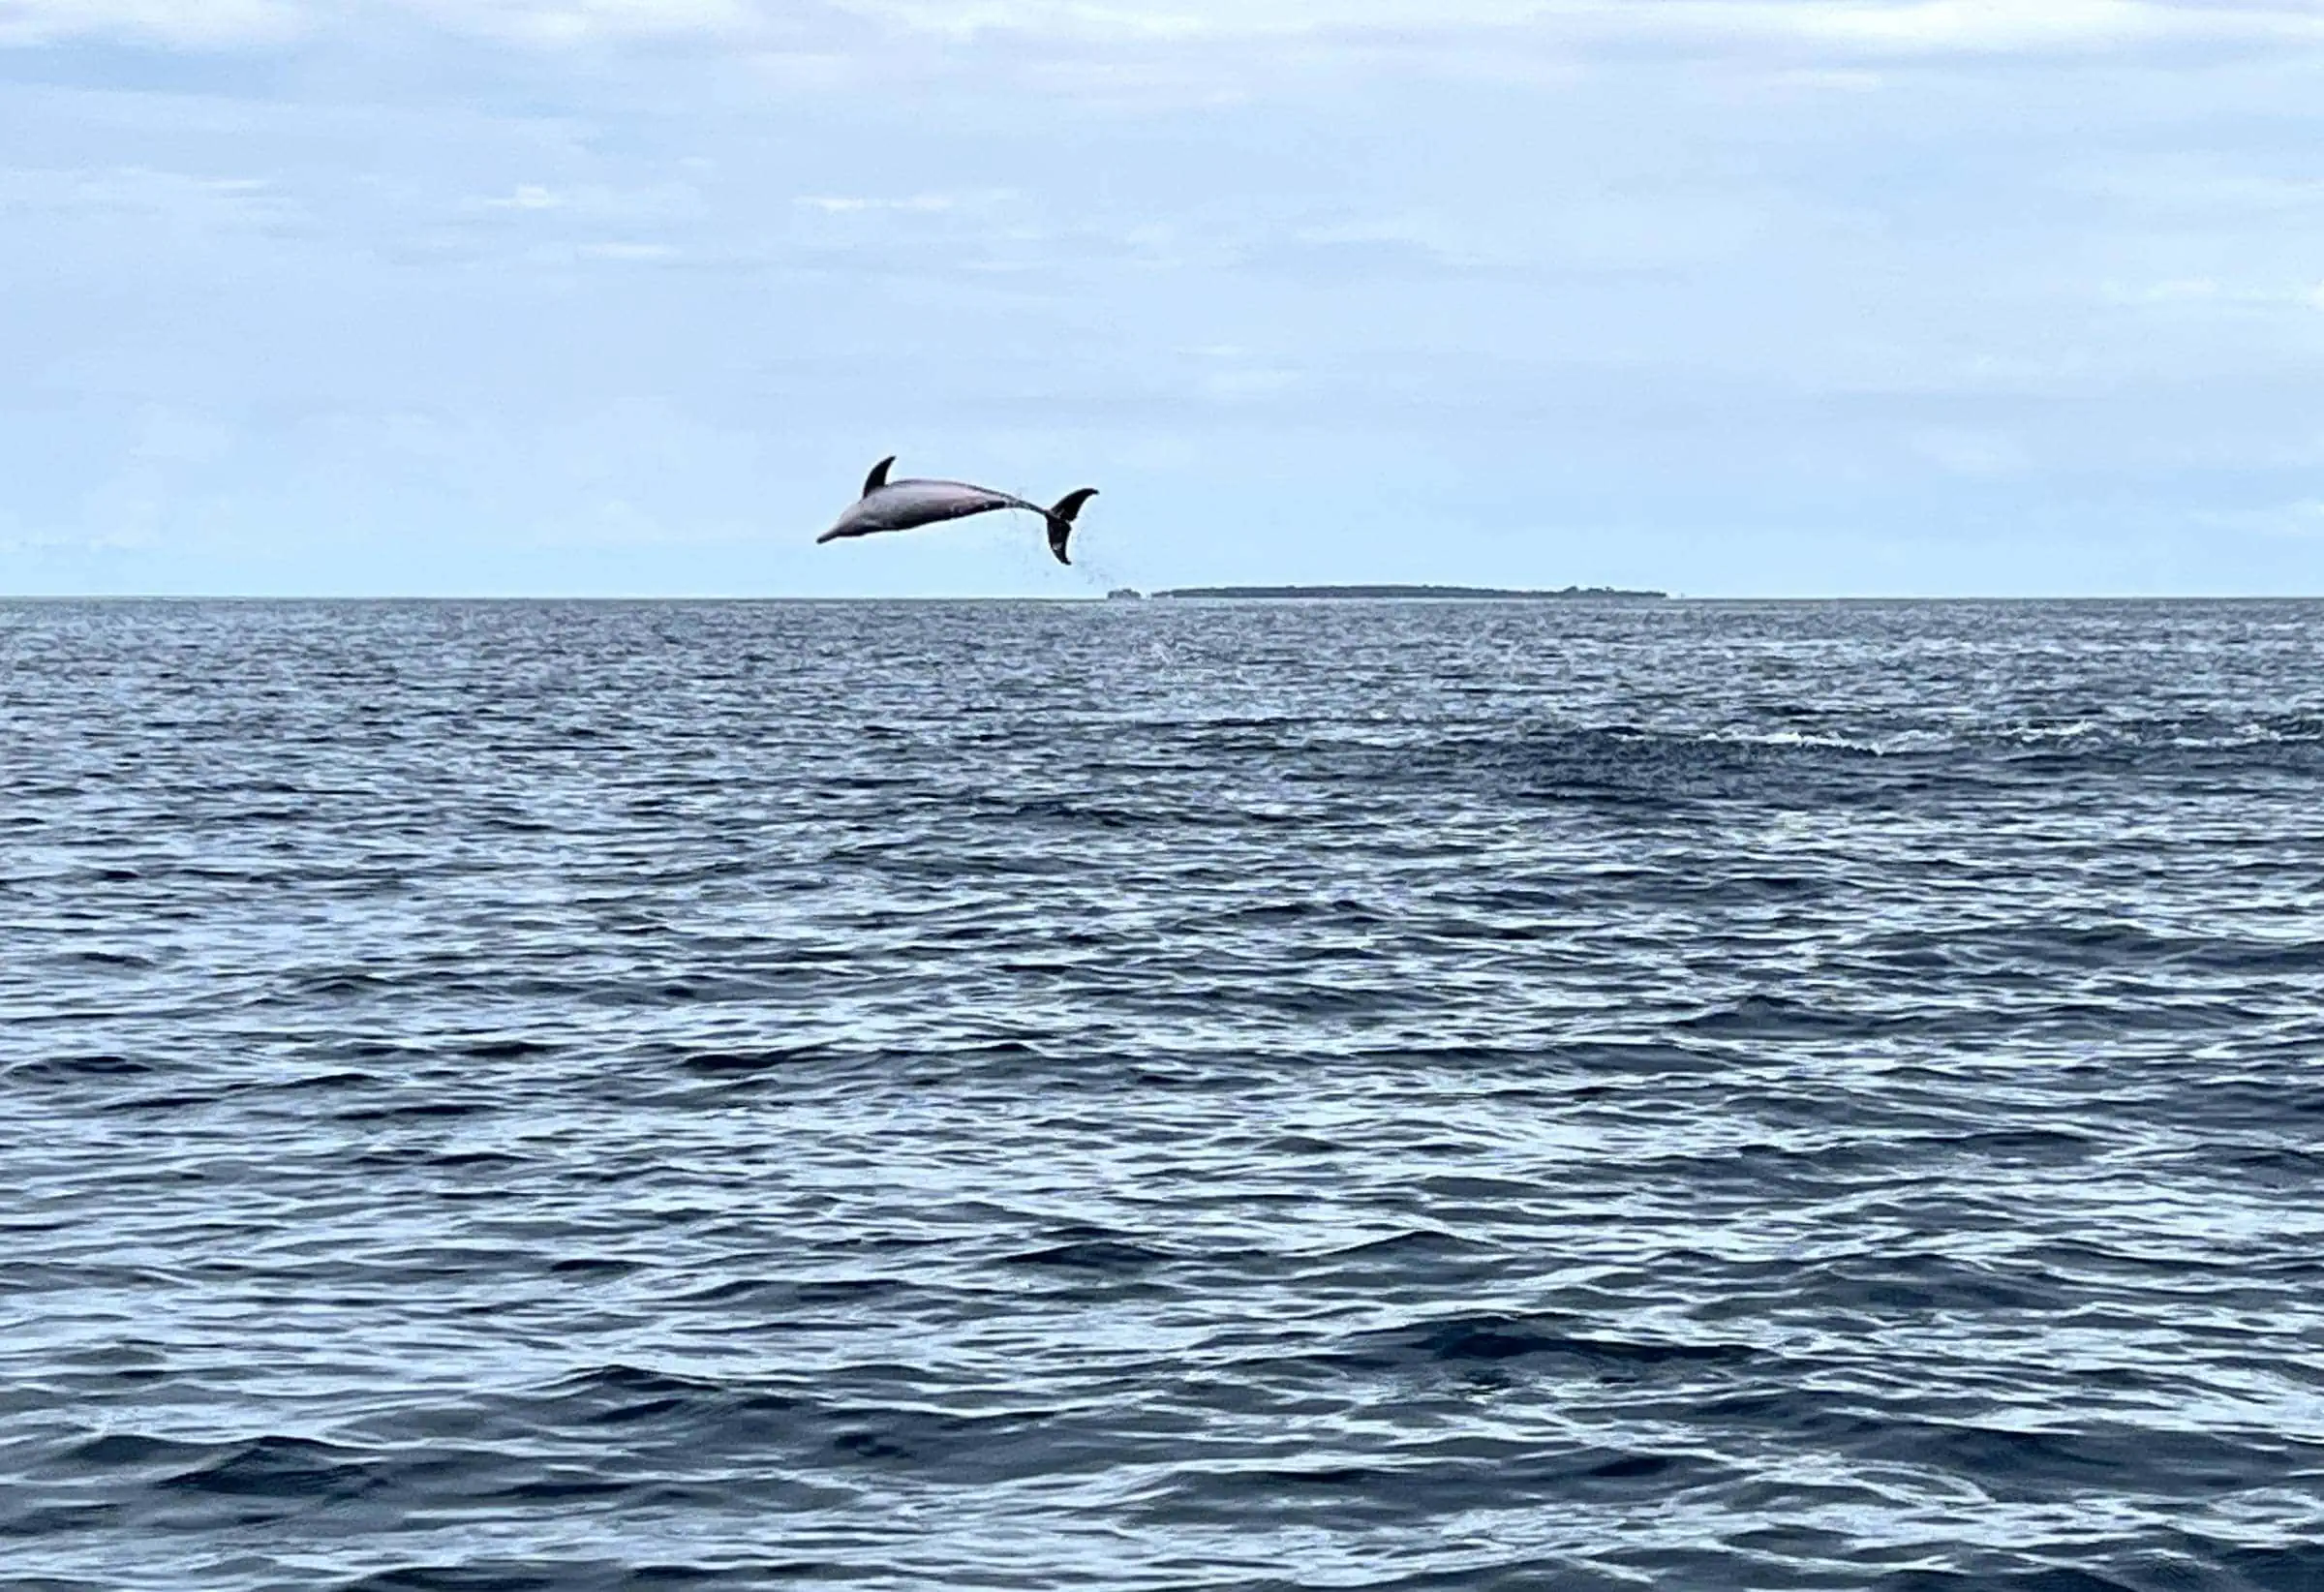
[6,597,2323,1591]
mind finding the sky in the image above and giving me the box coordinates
[1,0,2320,597]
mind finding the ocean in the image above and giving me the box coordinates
[5,597,2322,1591]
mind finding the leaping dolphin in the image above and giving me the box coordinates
[815,456,1099,566]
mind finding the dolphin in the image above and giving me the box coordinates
[815,456,1099,566]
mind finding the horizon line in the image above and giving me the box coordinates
[3,592,2319,603]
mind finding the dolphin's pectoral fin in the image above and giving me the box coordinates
[862,455,896,497]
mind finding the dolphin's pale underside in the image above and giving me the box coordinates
[815,456,1099,566]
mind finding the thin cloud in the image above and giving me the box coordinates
[0,0,766,46]
[0,165,290,230]
[391,0,762,44]
[8,0,2320,53]
[2198,499,2324,539]
[795,193,966,214]
[0,0,303,46]
[1562,0,2324,55]
[841,0,2324,51]
[577,239,678,260]
[484,184,564,210]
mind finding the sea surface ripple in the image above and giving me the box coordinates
[5,597,2323,1591]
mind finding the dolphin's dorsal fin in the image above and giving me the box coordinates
[863,455,896,497]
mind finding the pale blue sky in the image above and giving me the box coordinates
[2,0,2319,597]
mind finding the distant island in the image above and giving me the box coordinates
[1148,584,1666,601]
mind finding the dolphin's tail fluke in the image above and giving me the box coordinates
[1044,488,1099,565]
